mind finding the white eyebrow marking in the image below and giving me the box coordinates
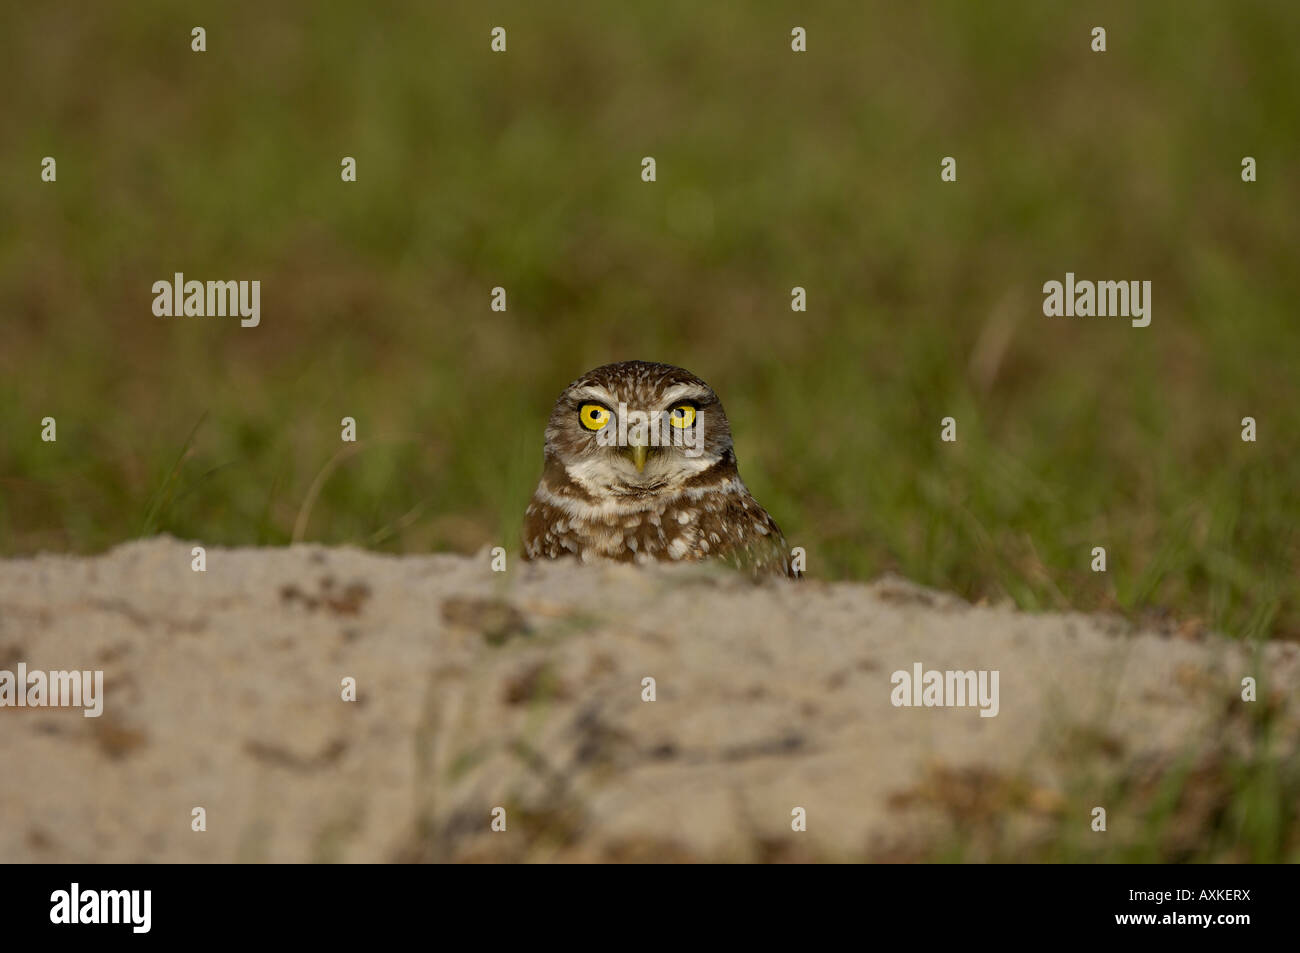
[571,385,619,406]
[659,383,711,406]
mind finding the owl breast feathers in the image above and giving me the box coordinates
[522,360,798,579]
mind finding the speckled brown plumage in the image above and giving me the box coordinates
[522,361,798,578]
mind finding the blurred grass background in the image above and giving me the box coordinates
[2,0,1298,644]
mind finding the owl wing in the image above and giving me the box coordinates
[696,490,799,579]
[521,497,583,561]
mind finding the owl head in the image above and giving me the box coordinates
[541,360,735,494]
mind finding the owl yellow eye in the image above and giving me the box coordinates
[668,404,696,429]
[579,403,612,431]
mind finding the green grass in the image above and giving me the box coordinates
[2,0,1298,646]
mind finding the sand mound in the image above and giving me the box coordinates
[0,537,1294,862]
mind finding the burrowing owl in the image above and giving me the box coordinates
[522,361,797,578]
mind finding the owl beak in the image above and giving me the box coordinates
[628,443,649,473]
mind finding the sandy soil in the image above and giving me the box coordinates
[0,537,1294,862]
